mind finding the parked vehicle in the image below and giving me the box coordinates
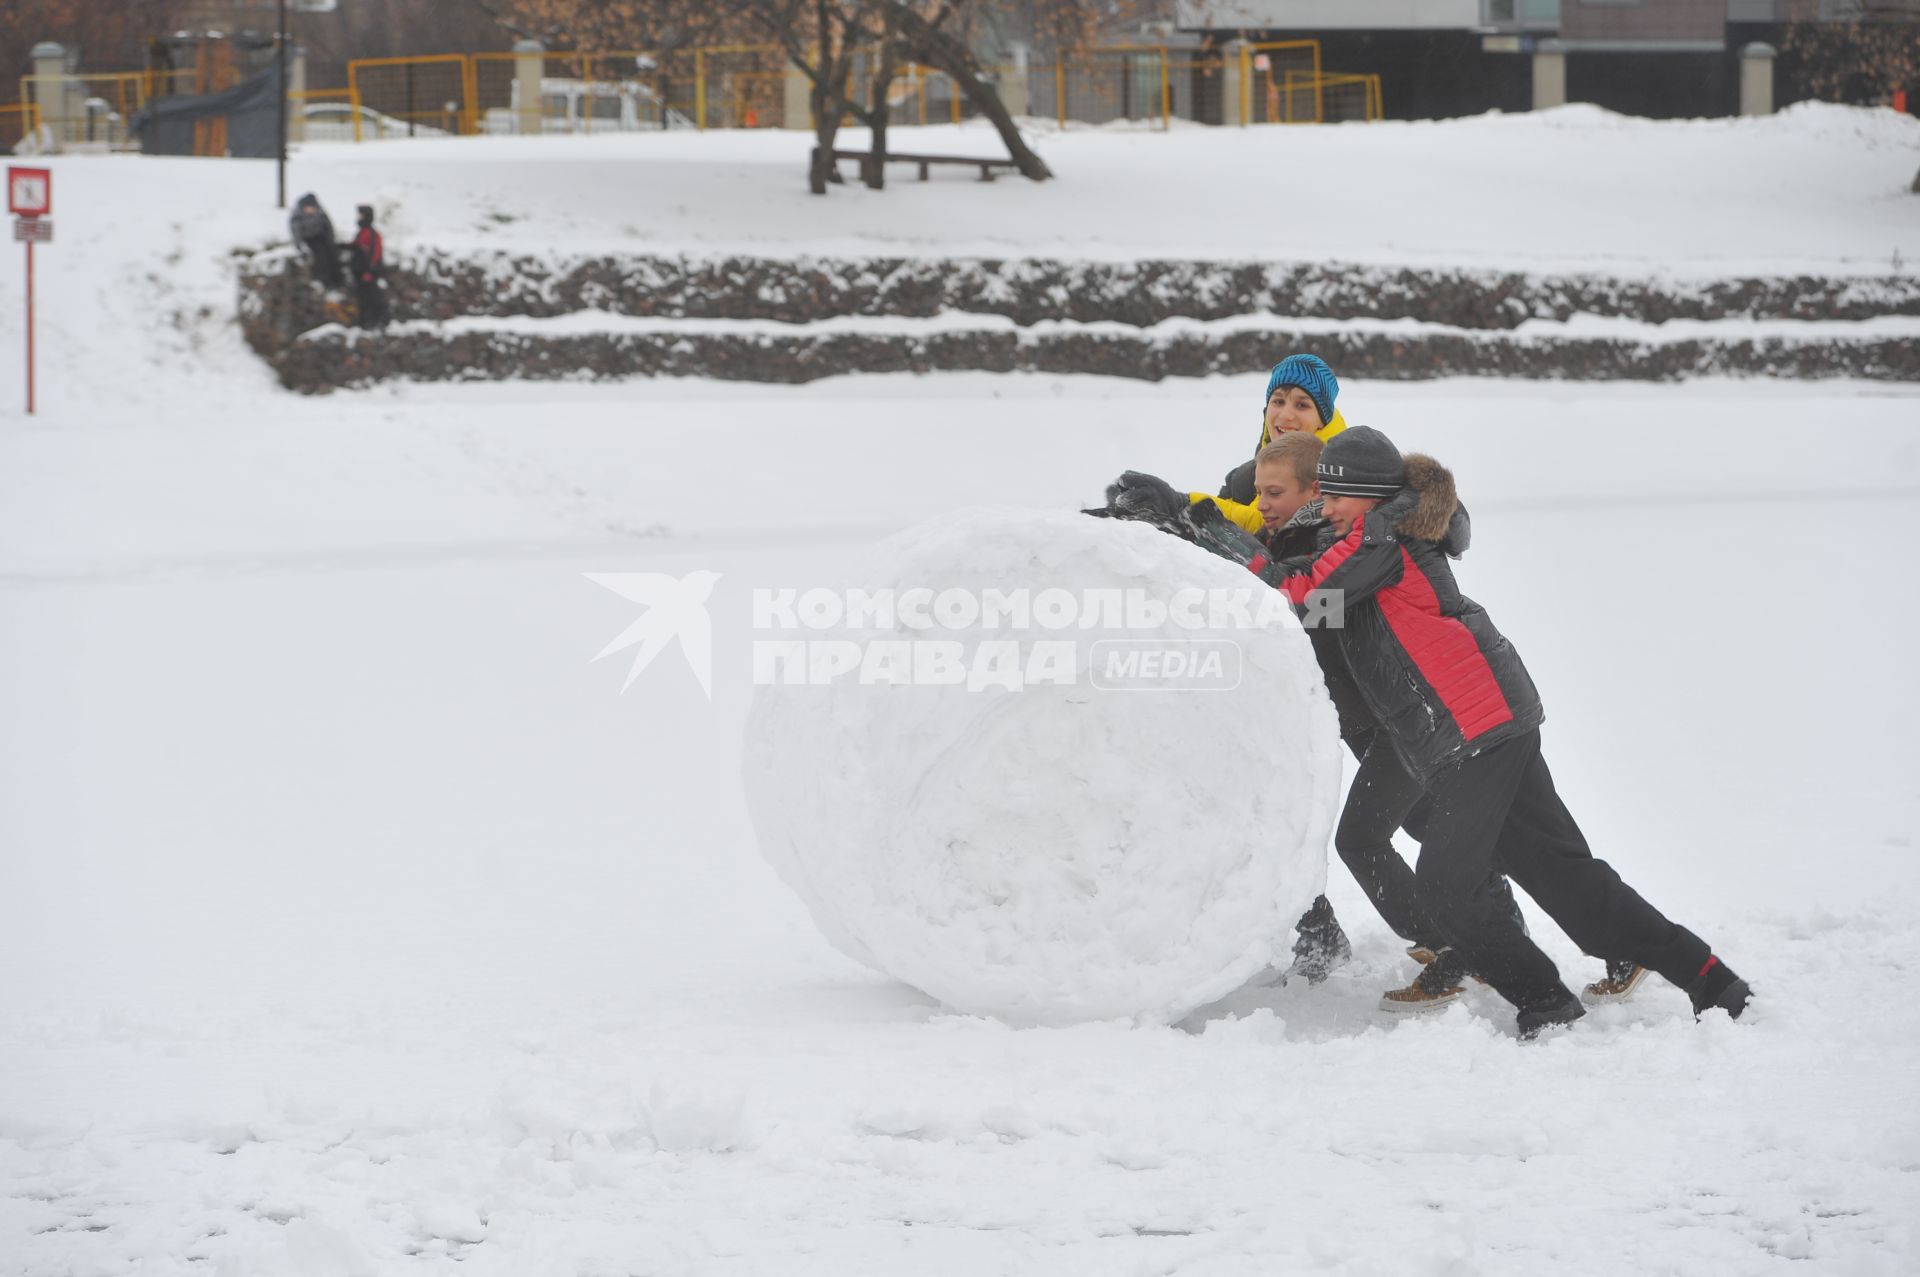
[302,101,452,142]
[482,76,696,135]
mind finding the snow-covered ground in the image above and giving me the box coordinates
[3,110,1920,1274]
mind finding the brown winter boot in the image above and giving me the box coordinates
[1380,952,1468,1013]
[1581,960,1650,1004]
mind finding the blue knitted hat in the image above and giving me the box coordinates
[1264,354,1338,426]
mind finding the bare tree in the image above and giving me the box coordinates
[741,0,1072,191]
[462,0,757,50]
[865,3,904,187]
[462,0,1096,192]
[1781,1,1920,102]
[1779,1,1920,192]
[4,0,185,92]
[297,1,515,91]
[889,2,1052,180]
[738,0,881,193]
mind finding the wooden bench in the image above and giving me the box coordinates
[815,147,1021,184]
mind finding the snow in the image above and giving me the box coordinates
[3,106,1920,1274]
[742,508,1341,1025]
[313,310,1920,342]
[209,103,1920,274]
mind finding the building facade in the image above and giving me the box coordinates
[1174,0,1917,119]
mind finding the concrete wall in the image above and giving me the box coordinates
[1561,0,1725,44]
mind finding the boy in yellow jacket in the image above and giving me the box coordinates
[1191,354,1348,534]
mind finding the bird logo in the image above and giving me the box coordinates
[585,570,722,697]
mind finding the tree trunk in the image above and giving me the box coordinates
[948,66,1050,181]
[867,16,901,190]
[808,0,838,194]
[892,2,1051,181]
[810,86,844,194]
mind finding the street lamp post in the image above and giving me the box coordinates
[276,0,288,209]
[280,0,339,209]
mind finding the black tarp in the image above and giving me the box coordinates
[132,64,283,158]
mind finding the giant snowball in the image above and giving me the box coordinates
[742,509,1342,1026]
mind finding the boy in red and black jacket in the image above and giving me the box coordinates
[348,204,389,330]
[1221,426,1752,1037]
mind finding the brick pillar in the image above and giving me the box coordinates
[288,44,307,142]
[30,42,72,148]
[782,63,812,130]
[1001,43,1030,119]
[1532,39,1567,112]
[1740,43,1776,117]
[513,40,544,135]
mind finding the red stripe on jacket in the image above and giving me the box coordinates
[1281,525,1361,605]
[1377,546,1514,741]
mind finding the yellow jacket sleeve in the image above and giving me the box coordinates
[1187,493,1267,534]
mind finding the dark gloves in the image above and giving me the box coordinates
[1187,500,1297,587]
[1102,470,1188,528]
[1186,498,1262,565]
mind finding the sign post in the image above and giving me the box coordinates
[8,165,52,415]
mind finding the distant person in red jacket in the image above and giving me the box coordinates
[348,204,390,330]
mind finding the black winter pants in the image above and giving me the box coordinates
[302,234,343,289]
[1335,729,1527,955]
[355,276,390,329]
[1337,729,1713,1010]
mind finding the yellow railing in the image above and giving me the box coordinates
[346,45,1372,137]
[0,102,44,150]
[346,54,477,141]
[20,68,195,119]
[467,45,788,136]
[1245,41,1322,125]
[17,69,198,146]
[1281,71,1384,124]
[1051,46,1180,130]
[13,43,1380,150]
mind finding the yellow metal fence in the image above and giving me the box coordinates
[17,69,198,148]
[334,44,1380,138]
[3,45,1381,151]
[1281,71,1384,124]
[346,54,476,140]
[0,103,44,152]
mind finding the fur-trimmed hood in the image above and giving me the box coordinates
[1396,455,1457,541]
[1368,454,1470,555]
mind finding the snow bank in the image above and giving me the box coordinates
[8,102,1918,414]
[741,509,1342,1025]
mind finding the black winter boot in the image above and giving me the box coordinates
[1516,989,1586,1040]
[1285,896,1352,986]
[1686,957,1752,1020]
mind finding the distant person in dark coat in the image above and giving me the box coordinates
[289,193,343,290]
